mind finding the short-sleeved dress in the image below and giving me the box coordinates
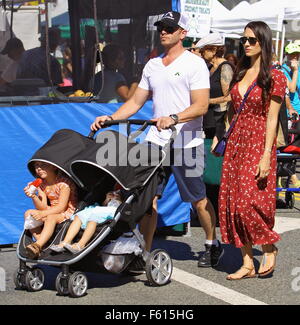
[40,173,78,222]
[218,69,286,248]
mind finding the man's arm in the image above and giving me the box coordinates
[91,87,150,130]
[154,88,209,131]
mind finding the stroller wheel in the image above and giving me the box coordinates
[55,272,69,296]
[285,192,295,209]
[24,267,45,292]
[13,268,27,290]
[68,272,88,298]
[146,249,173,286]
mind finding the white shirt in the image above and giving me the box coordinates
[138,50,210,148]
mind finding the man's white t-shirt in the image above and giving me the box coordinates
[138,50,210,148]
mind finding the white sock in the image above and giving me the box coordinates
[205,239,219,246]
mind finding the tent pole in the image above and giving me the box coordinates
[68,0,81,91]
[275,31,279,56]
[279,22,286,65]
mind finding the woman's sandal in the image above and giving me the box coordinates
[64,243,83,254]
[226,266,256,281]
[26,242,42,259]
[258,245,278,278]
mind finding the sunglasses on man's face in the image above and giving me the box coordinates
[157,25,179,34]
[240,36,258,46]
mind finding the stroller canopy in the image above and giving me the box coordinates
[28,129,95,186]
[71,130,166,191]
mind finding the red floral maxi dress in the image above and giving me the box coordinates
[218,69,286,248]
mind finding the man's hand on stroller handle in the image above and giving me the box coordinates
[90,115,113,131]
[152,116,177,132]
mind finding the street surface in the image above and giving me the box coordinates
[0,199,300,307]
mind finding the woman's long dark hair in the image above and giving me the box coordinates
[230,21,273,110]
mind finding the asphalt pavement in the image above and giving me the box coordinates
[0,199,300,308]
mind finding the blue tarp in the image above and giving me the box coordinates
[0,101,190,245]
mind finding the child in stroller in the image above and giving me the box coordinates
[23,160,78,259]
[50,190,122,254]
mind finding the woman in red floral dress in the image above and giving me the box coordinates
[218,21,287,280]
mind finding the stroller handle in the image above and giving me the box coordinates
[88,119,177,148]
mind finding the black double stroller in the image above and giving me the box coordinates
[15,120,175,297]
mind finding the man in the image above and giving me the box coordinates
[17,27,62,86]
[282,42,300,114]
[91,11,224,268]
[0,38,25,86]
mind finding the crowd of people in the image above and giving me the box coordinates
[19,10,300,280]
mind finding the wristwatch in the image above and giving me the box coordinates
[169,114,179,125]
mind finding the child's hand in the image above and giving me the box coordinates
[24,184,34,198]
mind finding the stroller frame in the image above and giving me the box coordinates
[14,120,176,297]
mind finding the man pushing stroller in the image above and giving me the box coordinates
[91,11,223,268]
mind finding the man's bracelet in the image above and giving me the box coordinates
[107,115,114,121]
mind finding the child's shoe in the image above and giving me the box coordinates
[50,242,67,253]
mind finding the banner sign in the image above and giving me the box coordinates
[180,0,212,38]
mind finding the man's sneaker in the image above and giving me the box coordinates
[198,241,224,268]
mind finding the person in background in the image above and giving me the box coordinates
[195,33,234,152]
[282,42,300,114]
[93,43,138,103]
[225,53,238,68]
[219,21,286,280]
[17,27,62,86]
[0,38,25,87]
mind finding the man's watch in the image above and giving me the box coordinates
[169,114,179,125]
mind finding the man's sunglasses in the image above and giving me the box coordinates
[240,37,258,46]
[157,25,179,34]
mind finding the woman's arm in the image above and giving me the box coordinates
[256,95,282,180]
[209,64,233,105]
[117,82,139,101]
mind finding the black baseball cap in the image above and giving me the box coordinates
[1,38,24,55]
[154,11,189,30]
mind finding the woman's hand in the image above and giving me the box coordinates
[255,152,271,181]
[210,136,219,153]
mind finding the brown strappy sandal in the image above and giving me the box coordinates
[226,266,256,281]
[26,242,41,259]
[258,245,278,278]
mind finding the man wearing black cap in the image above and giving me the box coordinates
[0,38,24,87]
[91,11,223,268]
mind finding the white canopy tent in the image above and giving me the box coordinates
[210,0,300,63]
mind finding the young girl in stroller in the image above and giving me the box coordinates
[24,161,78,259]
[50,190,122,254]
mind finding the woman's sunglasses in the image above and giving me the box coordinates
[240,37,258,46]
[157,25,179,34]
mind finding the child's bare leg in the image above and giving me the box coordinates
[73,221,97,249]
[60,215,82,246]
[35,214,63,248]
[30,226,43,240]
[24,209,43,240]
